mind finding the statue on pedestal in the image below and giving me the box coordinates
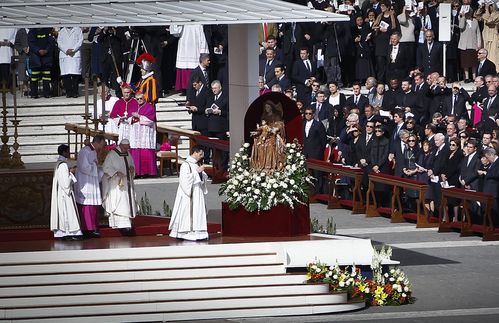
[250,100,286,173]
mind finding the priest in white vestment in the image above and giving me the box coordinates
[102,139,138,232]
[75,135,106,237]
[170,24,209,92]
[50,144,83,240]
[0,28,17,86]
[57,27,83,98]
[169,146,209,241]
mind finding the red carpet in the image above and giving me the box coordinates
[0,216,222,242]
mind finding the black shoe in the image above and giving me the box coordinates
[31,95,39,99]
[119,228,135,236]
[88,231,101,238]
[67,235,84,241]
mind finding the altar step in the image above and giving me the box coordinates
[0,243,365,322]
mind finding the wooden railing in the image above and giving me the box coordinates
[438,188,498,241]
[366,172,437,228]
[193,135,230,183]
[306,159,365,214]
[64,123,118,159]
[156,124,200,153]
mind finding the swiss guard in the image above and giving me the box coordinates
[133,53,158,104]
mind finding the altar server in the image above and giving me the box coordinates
[50,144,83,240]
[169,146,209,241]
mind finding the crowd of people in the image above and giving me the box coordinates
[4,0,499,237]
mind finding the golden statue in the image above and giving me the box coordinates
[250,101,286,172]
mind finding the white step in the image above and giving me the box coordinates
[0,254,280,276]
[0,284,335,308]
[0,274,308,297]
[0,264,286,287]
[4,303,366,323]
[2,294,344,319]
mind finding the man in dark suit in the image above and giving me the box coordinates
[482,148,499,226]
[459,139,480,191]
[428,76,451,118]
[291,47,317,106]
[345,82,369,114]
[187,53,210,99]
[391,129,410,177]
[259,35,284,62]
[416,30,443,76]
[470,76,489,104]
[443,82,470,121]
[482,85,499,121]
[270,64,291,92]
[477,49,497,77]
[303,106,327,193]
[310,91,333,121]
[427,133,449,215]
[412,73,430,123]
[259,47,281,89]
[396,79,417,114]
[187,76,209,134]
[187,76,210,162]
[207,80,228,140]
[207,80,229,170]
[280,22,312,77]
[386,32,409,83]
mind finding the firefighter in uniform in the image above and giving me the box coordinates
[28,28,55,98]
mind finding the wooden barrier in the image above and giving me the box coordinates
[64,123,118,159]
[438,188,498,241]
[366,172,437,228]
[156,124,200,153]
[193,135,230,183]
[306,159,365,214]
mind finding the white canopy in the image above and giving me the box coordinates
[0,0,349,28]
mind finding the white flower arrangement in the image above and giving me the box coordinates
[219,141,314,212]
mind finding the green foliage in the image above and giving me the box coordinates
[310,216,336,235]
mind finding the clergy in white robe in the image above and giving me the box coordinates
[75,135,106,237]
[171,24,209,91]
[50,144,83,240]
[0,28,17,85]
[169,146,209,241]
[102,140,138,231]
[57,27,83,98]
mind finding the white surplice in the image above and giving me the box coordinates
[129,114,156,149]
[0,28,17,64]
[102,148,138,229]
[57,27,83,75]
[75,145,103,205]
[172,24,209,69]
[169,156,209,240]
[50,156,83,237]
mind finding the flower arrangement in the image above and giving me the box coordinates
[305,258,414,306]
[219,141,314,212]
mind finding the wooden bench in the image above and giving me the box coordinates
[366,172,437,228]
[64,123,118,159]
[306,159,365,214]
[438,187,499,241]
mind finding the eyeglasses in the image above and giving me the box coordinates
[375,130,383,133]
[407,121,415,125]
[453,87,460,90]
[366,125,374,128]
[408,140,416,142]
[478,52,485,55]
[136,97,145,100]
[460,135,467,138]
[304,112,313,115]
[312,84,320,87]
[450,143,457,146]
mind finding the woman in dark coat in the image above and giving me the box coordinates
[402,134,421,210]
[416,140,435,215]
[441,137,464,222]
[369,125,390,206]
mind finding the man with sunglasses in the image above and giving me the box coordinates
[476,48,497,77]
[444,82,470,121]
[303,106,327,193]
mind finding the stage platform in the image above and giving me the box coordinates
[0,232,388,322]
